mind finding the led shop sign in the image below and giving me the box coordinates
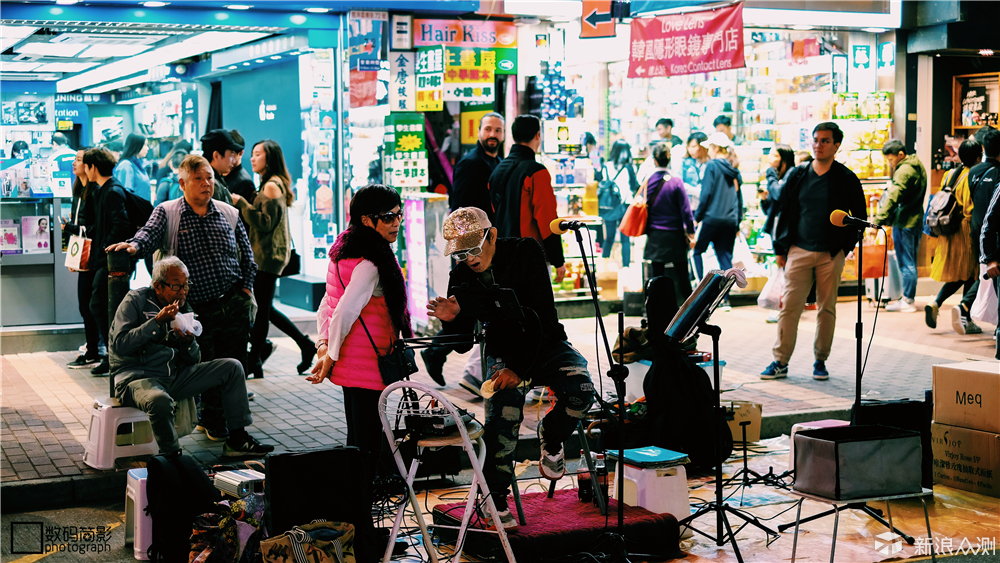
[627,2,745,78]
[413,19,518,49]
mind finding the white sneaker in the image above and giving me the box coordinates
[885,298,916,313]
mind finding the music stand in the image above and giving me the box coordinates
[667,272,778,563]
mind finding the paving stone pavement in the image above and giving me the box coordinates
[2,295,996,491]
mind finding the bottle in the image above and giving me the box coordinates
[593,453,609,506]
[577,449,592,502]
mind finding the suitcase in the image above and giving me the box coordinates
[851,395,933,489]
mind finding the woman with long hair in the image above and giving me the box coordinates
[645,143,696,306]
[761,144,795,235]
[681,132,710,206]
[602,139,639,266]
[925,139,983,331]
[232,139,316,378]
[692,132,743,281]
[11,140,30,159]
[307,184,411,475]
[62,147,105,369]
[114,133,151,201]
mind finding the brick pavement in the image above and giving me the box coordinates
[2,295,996,495]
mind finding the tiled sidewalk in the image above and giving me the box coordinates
[2,298,996,502]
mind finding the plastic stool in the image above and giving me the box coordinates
[125,468,152,560]
[83,398,158,470]
[612,464,693,538]
[788,419,850,472]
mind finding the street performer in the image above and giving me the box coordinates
[427,207,595,532]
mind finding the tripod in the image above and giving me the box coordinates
[722,421,793,499]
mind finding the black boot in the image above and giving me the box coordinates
[297,337,317,375]
[247,349,264,379]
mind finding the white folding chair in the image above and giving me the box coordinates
[378,381,516,563]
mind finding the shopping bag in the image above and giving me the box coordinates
[861,243,887,279]
[619,178,653,238]
[757,266,785,311]
[65,229,92,271]
[260,520,355,563]
[971,264,999,325]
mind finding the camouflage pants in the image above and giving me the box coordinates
[192,287,252,430]
[483,341,594,510]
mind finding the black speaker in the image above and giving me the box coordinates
[851,395,933,489]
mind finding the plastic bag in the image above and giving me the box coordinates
[757,266,785,311]
[170,311,203,336]
[971,264,999,325]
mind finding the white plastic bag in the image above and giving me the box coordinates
[170,311,203,337]
[971,264,999,325]
[757,266,785,311]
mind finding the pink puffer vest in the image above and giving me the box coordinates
[324,257,396,391]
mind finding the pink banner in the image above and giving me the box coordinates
[628,3,745,78]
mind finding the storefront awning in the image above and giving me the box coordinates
[629,0,724,16]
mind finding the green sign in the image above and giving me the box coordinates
[852,45,871,70]
[385,113,428,189]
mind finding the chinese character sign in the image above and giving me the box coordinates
[627,2,744,79]
[348,11,386,71]
[390,51,416,112]
[416,46,444,112]
[385,114,429,189]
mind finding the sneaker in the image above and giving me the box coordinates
[247,391,255,401]
[965,321,983,335]
[485,508,519,532]
[223,434,275,457]
[885,298,917,312]
[951,305,970,335]
[90,358,110,376]
[813,360,829,380]
[420,348,447,386]
[766,311,779,323]
[196,424,230,441]
[924,302,939,329]
[538,421,565,480]
[803,303,818,311]
[68,354,101,369]
[760,361,788,380]
[459,374,484,398]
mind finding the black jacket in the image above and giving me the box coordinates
[969,158,1000,257]
[226,163,257,205]
[441,237,567,376]
[979,161,1000,264]
[450,141,500,214]
[695,158,743,226]
[772,161,867,258]
[90,177,132,269]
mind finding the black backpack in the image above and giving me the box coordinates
[123,188,154,234]
[145,454,221,563]
[598,166,627,222]
[926,168,964,237]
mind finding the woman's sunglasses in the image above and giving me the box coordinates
[371,211,403,223]
[453,230,490,261]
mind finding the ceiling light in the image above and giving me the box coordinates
[58,30,269,93]
[0,62,41,72]
[143,1,168,6]
[981,49,995,57]
[81,73,150,94]
[791,25,814,30]
[862,27,887,33]
[270,55,281,60]
[305,7,329,13]
[35,62,98,72]
[78,44,153,58]
[225,4,251,9]
[255,59,263,63]
[55,0,78,4]
[228,65,237,69]
[15,42,88,57]
[243,61,250,66]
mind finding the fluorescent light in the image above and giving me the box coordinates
[791,25,814,30]
[228,65,237,69]
[78,44,153,58]
[862,27,888,33]
[58,31,269,92]
[243,61,250,66]
[143,1,168,6]
[269,55,281,60]
[34,62,98,72]
[55,0,78,4]
[305,7,329,13]
[225,4,252,9]
[0,62,41,72]
[255,59,263,63]
[982,49,995,57]
[16,42,88,57]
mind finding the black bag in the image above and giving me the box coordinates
[280,249,301,277]
[264,447,378,563]
[122,187,154,234]
[925,171,964,237]
[145,453,222,563]
[851,396,933,489]
[335,263,417,385]
[597,165,627,222]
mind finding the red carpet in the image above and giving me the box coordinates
[432,489,681,561]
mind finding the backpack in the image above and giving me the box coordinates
[598,166,627,222]
[925,168,964,237]
[145,453,222,563]
[153,197,240,264]
[123,188,154,235]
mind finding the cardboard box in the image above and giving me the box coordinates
[726,402,762,443]
[932,361,1000,434]
[931,422,1000,498]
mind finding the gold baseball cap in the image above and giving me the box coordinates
[443,207,492,256]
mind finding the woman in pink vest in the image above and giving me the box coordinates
[307,184,411,474]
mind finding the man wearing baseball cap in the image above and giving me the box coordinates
[427,207,595,531]
[199,129,243,205]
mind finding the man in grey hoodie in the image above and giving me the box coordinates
[109,256,273,457]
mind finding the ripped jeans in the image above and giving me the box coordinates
[483,340,594,511]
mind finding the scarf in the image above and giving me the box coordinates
[329,226,413,338]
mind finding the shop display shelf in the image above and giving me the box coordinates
[2,253,55,265]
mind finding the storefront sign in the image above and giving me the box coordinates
[385,113,429,188]
[390,51,416,112]
[54,93,108,104]
[581,0,616,39]
[444,46,516,80]
[350,69,378,108]
[852,45,871,69]
[460,102,493,145]
[444,83,493,103]
[348,10,386,71]
[415,46,444,112]
[413,19,517,49]
[390,14,413,50]
[878,42,895,69]
[627,2,745,78]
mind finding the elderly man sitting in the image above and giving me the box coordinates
[109,256,273,457]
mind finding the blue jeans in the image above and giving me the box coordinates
[892,225,921,300]
[692,222,737,279]
[483,341,594,510]
[602,218,630,266]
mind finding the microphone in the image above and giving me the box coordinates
[549,217,585,235]
[830,209,877,230]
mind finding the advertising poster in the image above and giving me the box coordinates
[348,10,387,71]
[350,69,378,108]
[389,51,416,112]
[415,46,444,112]
[20,215,51,254]
[1,219,21,254]
[628,2,745,78]
[385,113,429,189]
[961,87,990,127]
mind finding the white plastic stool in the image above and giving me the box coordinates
[125,468,152,560]
[83,398,158,470]
[612,464,693,538]
[788,419,850,472]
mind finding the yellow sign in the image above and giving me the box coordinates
[461,108,492,144]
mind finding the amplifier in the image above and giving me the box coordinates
[214,469,265,498]
[405,408,475,437]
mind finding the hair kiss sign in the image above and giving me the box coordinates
[413,19,517,49]
[627,2,745,79]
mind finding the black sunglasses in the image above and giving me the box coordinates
[371,211,403,223]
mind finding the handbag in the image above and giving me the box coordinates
[64,203,92,271]
[261,520,356,563]
[335,263,418,385]
[280,249,300,277]
[971,264,999,325]
[619,176,661,238]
